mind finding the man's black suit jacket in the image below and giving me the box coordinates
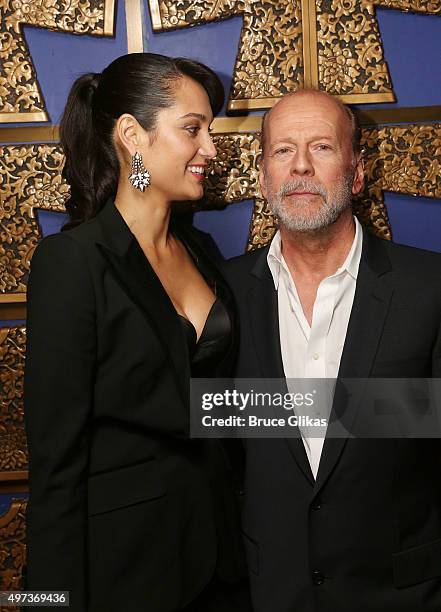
[223,228,441,612]
[24,200,247,612]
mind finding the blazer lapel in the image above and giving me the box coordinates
[248,249,285,379]
[95,201,190,406]
[314,230,394,493]
[249,249,315,485]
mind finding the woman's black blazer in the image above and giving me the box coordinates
[24,200,245,612]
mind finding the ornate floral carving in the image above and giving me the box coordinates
[0,0,114,120]
[205,133,261,202]
[0,144,69,293]
[362,124,441,199]
[0,499,27,607]
[248,196,279,250]
[0,327,27,472]
[376,0,440,13]
[150,0,440,108]
[317,0,393,96]
[232,0,303,101]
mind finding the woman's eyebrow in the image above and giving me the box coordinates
[178,112,208,121]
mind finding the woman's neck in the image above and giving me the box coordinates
[114,182,172,250]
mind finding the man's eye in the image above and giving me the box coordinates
[186,126,199,135]
[274,147,291,155]
[316,144,331,151]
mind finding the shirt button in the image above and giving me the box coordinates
[312,570,325,585]
[313,353,319,360]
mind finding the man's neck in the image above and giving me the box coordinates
[280,210,356,284]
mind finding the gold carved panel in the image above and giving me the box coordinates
[0,0,115,122]
[0,327,27,473]
[0,144,68,294]
[0,498,27,605]
[377,0,440,11]
[316,0,393,97]
[148,0,440,109]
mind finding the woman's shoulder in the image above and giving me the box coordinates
[32,209,105,266]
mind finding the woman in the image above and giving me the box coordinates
[24,53,248,612]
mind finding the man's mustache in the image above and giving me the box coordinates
[278,179,327,199]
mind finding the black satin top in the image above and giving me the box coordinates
[179,299,231,376]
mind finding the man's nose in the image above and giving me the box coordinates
[290,149,314,176]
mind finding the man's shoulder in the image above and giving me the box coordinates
[224,245,269,271]
[221,245,269,285]
[373,233,441,277]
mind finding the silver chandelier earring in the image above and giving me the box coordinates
[129,151,151,192]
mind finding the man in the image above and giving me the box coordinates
[222,89,441,612]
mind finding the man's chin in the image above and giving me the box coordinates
[278,208,345,233]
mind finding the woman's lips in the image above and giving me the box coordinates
[187,165,206,181]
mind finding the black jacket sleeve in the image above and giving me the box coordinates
[24,233,96,610]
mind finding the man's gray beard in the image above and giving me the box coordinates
[265,174,354,233]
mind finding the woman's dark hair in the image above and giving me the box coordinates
[60,53,224,229]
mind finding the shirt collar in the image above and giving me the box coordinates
[336,215,362,280]
[267,230,284,290]
[267,215,363,290]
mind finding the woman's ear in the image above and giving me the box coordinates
[114,114,143,158]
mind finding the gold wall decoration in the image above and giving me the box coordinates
[0,327,27,474]
[0,144,68,295]
[0,498,27,600]
[377,0,440,12]
[148,0,440,110]
[0,0,115,122]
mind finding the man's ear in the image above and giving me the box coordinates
[113,114,144,159]
[351,153,365,196]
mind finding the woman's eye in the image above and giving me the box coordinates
[186,126,200,135]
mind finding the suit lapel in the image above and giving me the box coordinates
[248,251,285,379]
[314,230,394,493]
[95,201,190,406]
[249,249,315,485]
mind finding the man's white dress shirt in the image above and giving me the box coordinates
[267,217,363,478]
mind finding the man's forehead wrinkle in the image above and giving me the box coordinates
[267,113,342,145]
[267,91,351,138]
